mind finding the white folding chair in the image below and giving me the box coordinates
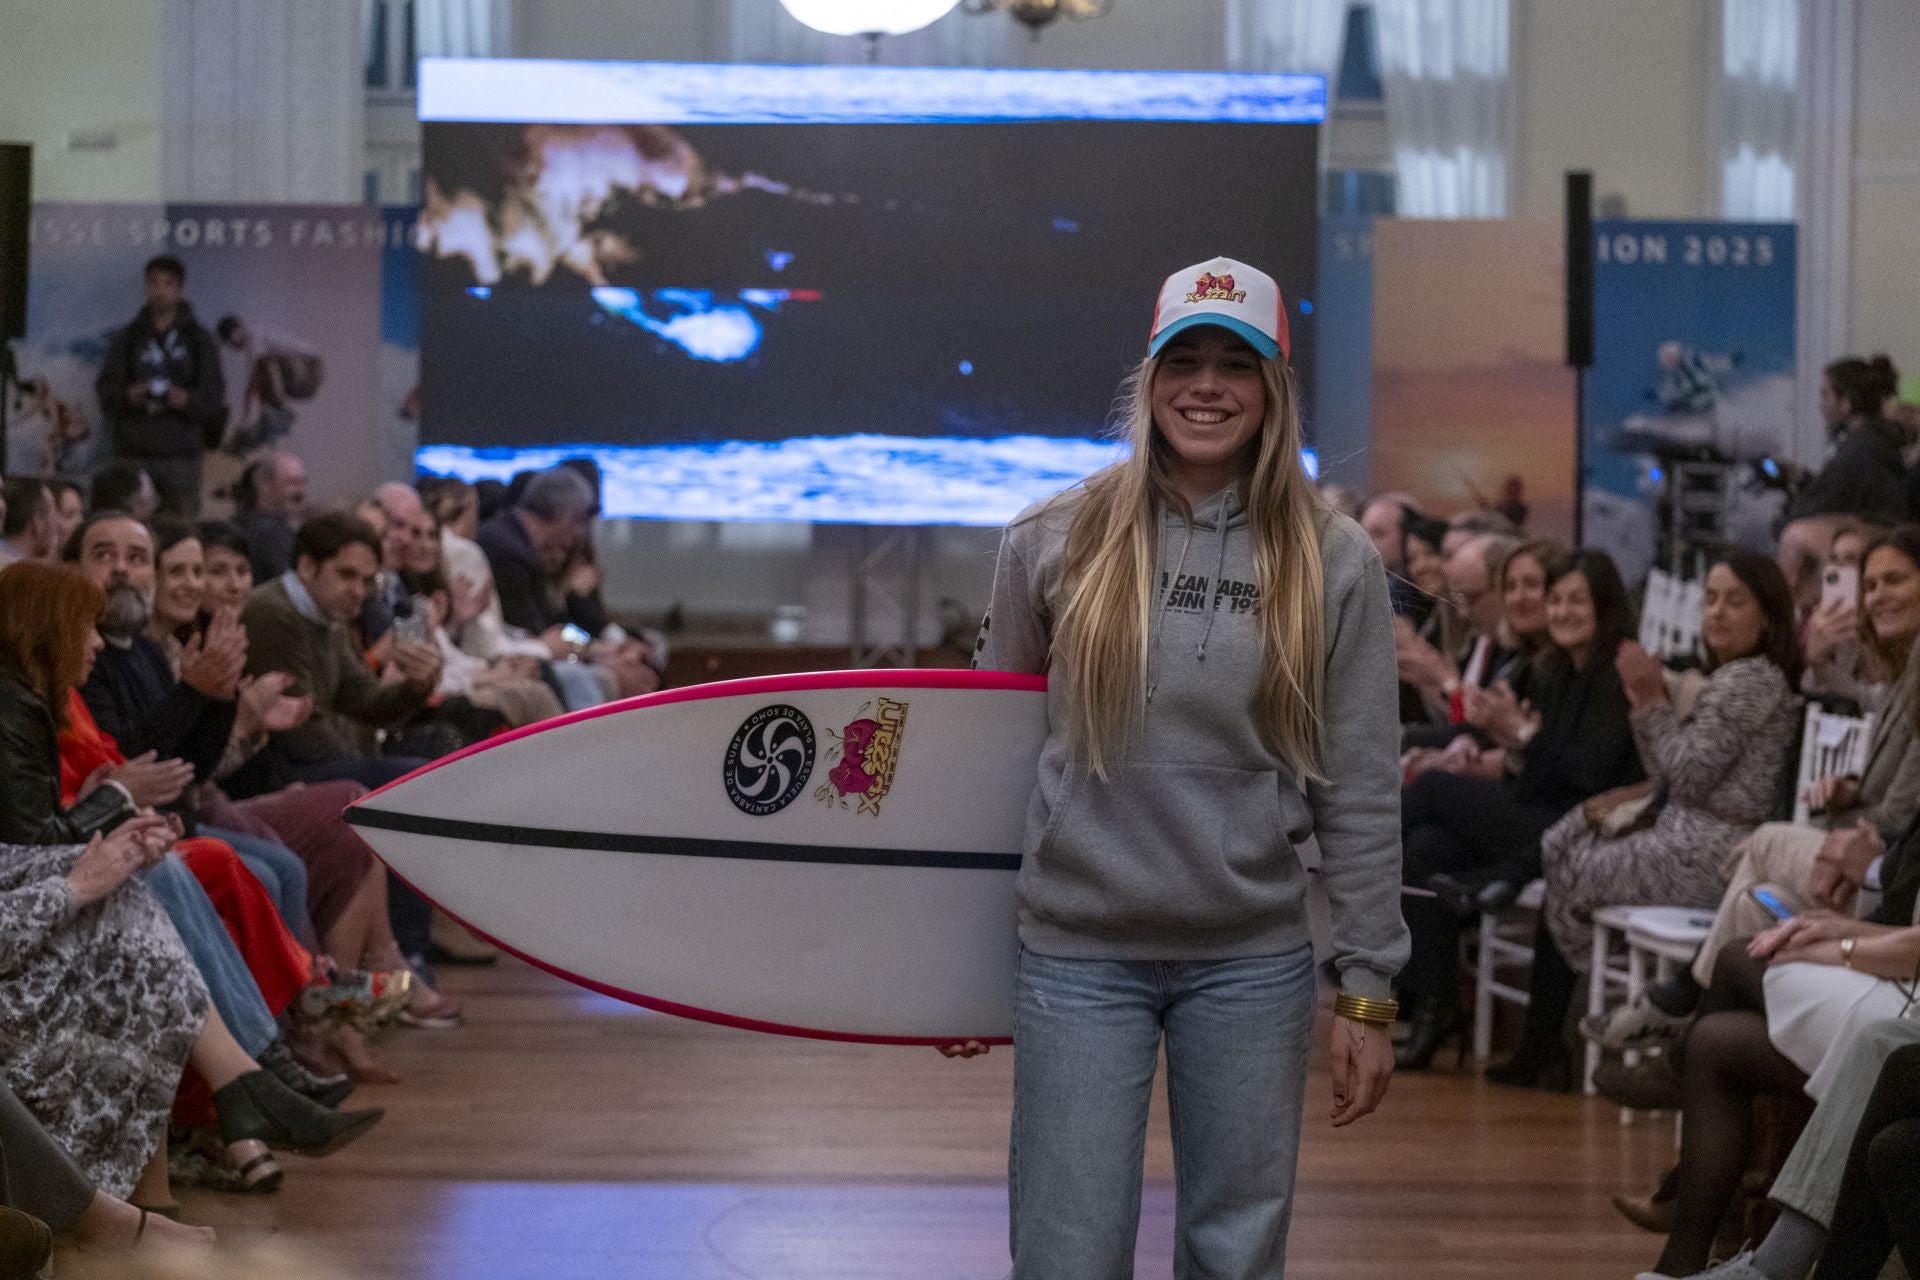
[1471,879,1545,1060]
[1792,705,1874,826]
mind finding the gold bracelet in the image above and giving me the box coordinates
[1333,993,1400,1027]
[1841,937,1857,970]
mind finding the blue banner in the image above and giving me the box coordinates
[1582,220,1796,583]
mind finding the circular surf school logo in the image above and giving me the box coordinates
[723,705,816,816]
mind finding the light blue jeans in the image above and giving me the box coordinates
[139,854,278,1057]
[1009,944,1318,1280]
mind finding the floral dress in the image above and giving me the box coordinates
[1542,655,1799,967]
[0,842,208,1197]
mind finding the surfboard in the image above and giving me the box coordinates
[344,669,1047,1044]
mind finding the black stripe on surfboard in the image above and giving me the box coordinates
[345,806,1023,872]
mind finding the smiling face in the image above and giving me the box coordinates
[1863,545,1920,648]
[1545,569,1597,663]
[1501,551,1549,641]
[1406,532,1446,598]
[1149,327,1267,497]
[1701,562,1766,665]
[203,544,254,614]
[153,537,206,633]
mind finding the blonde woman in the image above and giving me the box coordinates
[967,258,1409,1279]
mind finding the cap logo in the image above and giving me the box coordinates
[1184,271,1246,305]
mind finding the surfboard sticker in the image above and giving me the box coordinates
[722,704,816,816]
[344,669,1047,1044]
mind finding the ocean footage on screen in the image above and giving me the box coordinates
[416,70,1321,524]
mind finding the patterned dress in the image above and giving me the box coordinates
[1542,655,1798,967]
[0,842,208,1198]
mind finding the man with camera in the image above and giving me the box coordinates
[96,255,227,516]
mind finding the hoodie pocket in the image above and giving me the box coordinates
[1023,760,1301,938]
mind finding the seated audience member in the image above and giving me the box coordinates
[44,477,84,551]
[408,564,562,729]
[1660,1017,1920,1280]
[1360,493,1418,616]
[1397,532,1520,732]
[1598,526,1920,1045]
[0,477,56,568]
[0,1077,215,1258]
[1441,508,1522,558]
[1778,355,1905,599]
[1800,518,1878,703]
[476,468,632,709]
[1394,549,1645,1071]
[1509,551,1800,1091]
[0,562,383,1198]
[231,450,308,584]
[89,461,160,525]
[1634,899,1920,1280]
[1403,536,1563,777]
[239,512,441,790]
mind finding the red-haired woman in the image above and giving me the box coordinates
[0,562,381,1207]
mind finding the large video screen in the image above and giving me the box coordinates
[416,60,1324,524]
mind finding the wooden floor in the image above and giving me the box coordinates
[180,958,1677,1279]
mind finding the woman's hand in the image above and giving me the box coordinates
[1461,680,1535,747]
[1615,641,1669,710]
[936,1041,990,1059]
[1330,1015,1392,1127]
[1803,599,1858,668]
[65,815,173,907]
[1803,774,1862,816]
[1748,910,1879,964]
[106,751,196,808]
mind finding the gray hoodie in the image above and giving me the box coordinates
[975,483,1410,1000]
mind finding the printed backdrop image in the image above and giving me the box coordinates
[9,204,386,507]
[1369,219,1578,544]
[1582,220,1796,584]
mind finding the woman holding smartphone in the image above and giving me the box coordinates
[967,258,1409,1279]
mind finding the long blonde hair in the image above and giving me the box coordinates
[1050,348,1327,780]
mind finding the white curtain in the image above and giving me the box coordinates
[1224,0,1350,79]
[724,0,1020,66]
[1373,0,1512,217]
[1718,0,1796,219]
[412,0,512,59]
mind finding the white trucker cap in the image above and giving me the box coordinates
[1147,256,1289,363]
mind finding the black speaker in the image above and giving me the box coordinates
[0,144,30,344]
[1564,169,1593,369]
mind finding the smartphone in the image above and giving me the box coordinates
[392,595,432,646]
[1748,885,1796,922]
[1821,564,1859,613]
[560,622,592,647]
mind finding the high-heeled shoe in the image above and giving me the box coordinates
[1483,1039,1575,1090]
[258,1038,355,1109]
[213,1069,385,1158]
[1394,999,1467,1071]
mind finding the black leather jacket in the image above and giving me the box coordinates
[0,668,136,846]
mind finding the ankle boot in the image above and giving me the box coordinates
[1394,997,1466,1071]
[258,1038,355,1109]
[213,1070,384,1158]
